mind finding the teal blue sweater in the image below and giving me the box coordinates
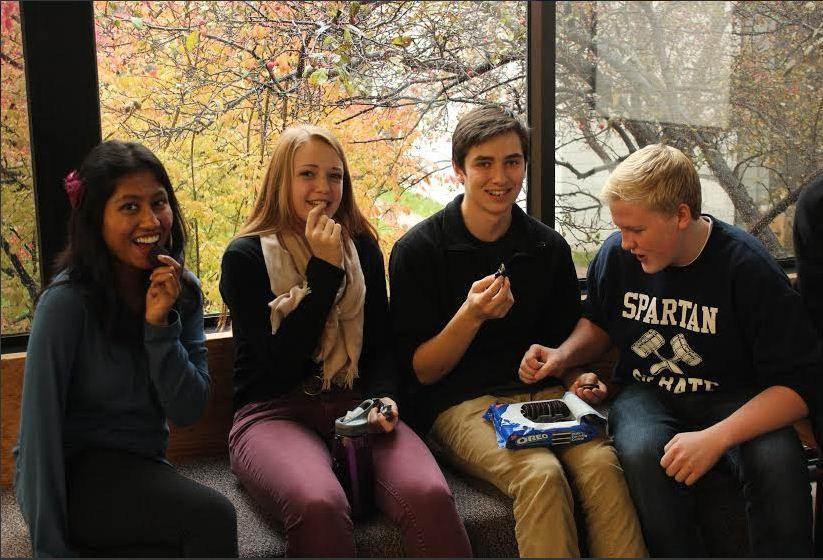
[13,272,210,557]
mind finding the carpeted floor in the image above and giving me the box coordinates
[1,455,517,558]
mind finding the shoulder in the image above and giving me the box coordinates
[394,206,447,254]
[223,235,263,259]
[222,235,265,273]
[796,175,823,226]
[711,219,784,277]
[353,233,385,271]
[797,174,823,210]
[703,220,792,298]
[181,268,201,289]
[180,268,204,309]
[30,277,89,341]
[36,276,88,319]
[353,232,382,257]
[591,231,624,264]
[585,231,628,282]
[518,207,571,251]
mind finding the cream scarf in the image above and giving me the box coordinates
[260,232,365,390]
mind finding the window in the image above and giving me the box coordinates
[1,0,39,334]
[94,1,527,313]
[555,1,822,277]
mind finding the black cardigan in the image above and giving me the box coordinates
[220,233,397,411]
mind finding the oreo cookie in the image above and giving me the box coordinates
[148,246,171,268]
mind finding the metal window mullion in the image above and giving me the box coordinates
[527,1,555,227]
[21,1,101,288]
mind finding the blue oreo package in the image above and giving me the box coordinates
[483,392,608,449]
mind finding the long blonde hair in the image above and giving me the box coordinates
[237,125,377,242]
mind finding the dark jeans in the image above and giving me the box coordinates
[66,448,238,557]
[611,383,812,558]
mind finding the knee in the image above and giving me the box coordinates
[185,490,238,553]
[571,443,625,489]
[393,476,456,514]
[289,488,351,530]
[738,428,807,484]
[512,458,569,499]
[208,493,238,533]
[614,429,667,476]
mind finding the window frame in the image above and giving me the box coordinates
[0,1,797,353]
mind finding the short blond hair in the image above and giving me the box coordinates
[601,144,701,217]
[238,125,376,242]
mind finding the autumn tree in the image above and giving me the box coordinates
[555,0,822,258]
[0,0,39,333]
[94,0,526,312]
[1,1,526,330]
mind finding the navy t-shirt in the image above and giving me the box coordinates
[583,216,820,406]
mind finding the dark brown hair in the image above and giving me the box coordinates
[451,105,529,170]
[52,140,194,340]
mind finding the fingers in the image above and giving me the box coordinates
[571,372,606,404]
[660,437,690,483]
[490,277,513,304]
[154,253,181,271]
[148,273,180,301]
[322,214,336,237]
[575,384,605,404]
[521,344,547,373]
[518,367,537,384]
[471,274,498,293]
[482,277,513,318]
[519,344,551,384]
[367,398,398,433]
[525,355,544,371]
[305,201,326,233]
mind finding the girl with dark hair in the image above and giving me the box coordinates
[220,126,471,557]
[14,140,238,558]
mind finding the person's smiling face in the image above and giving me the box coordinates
[102,170,173,271]
[455,131,525,222]
[291,137,344,224]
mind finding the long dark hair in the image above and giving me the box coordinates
[52,140,194,339]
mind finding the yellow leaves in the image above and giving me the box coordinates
[184,30,199,53]
[251,25,267,41]
[242,57,258,71]
[391,35,413,48]
[308,68,329,86]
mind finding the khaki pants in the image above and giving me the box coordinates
[432,386,647,558]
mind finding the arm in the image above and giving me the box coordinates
[388,238,512,385]
[519,317,612,384]
[144,273,210,427]
[220,238,344,390]
[663,248,820,485]
[359,238,399,402]
[14,286,80,558]
[411,274,512,384]
[538,236,582,347]
[661,385,808,486]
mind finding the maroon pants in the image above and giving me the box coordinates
[229,390,471,557]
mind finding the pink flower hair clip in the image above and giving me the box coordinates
[64,170,85,209]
